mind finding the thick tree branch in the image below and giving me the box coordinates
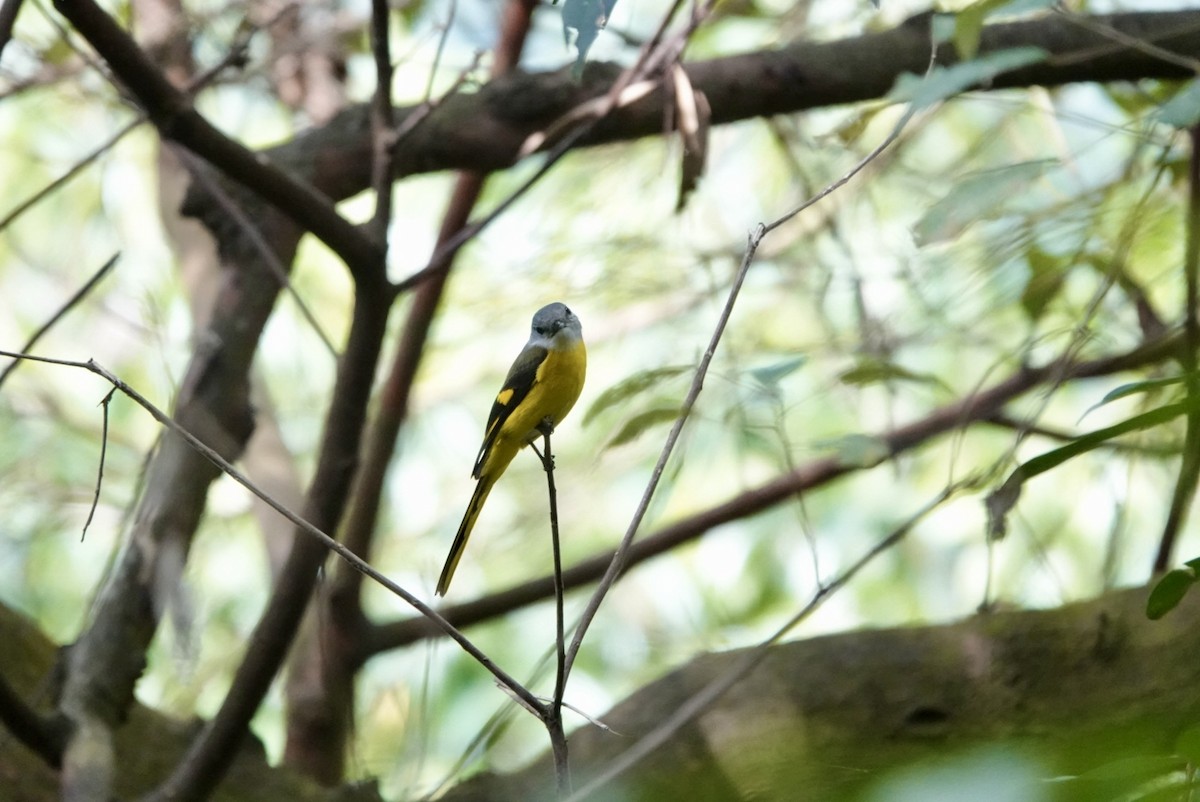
[51,0,384,286]
[277,10,1200,208]
[146,278,392,802]
[440,583,1200,801]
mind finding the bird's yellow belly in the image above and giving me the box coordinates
[502,340,587,444]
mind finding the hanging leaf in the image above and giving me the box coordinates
[750,355,808,388]
[833,105,886,146]
[673,65,711,213]
[953,0,1009,60]
[817,433,890,468]
[1147,568,1197,620]
[953,0,1056,59]
[1019,246,1065,321]
[562,0,618,78]
[583,365,692,425]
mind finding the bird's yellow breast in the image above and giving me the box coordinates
[500,338,587,444]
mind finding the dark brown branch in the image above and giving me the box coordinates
[51,0,384,286]
[275,9,1200,209]
[0,670,65,769]
[362,331,1186,657]
[0,0,26,62]
[366,0,394,245]
[145,281,392,802]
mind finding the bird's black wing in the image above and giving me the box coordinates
[472,344,548,478]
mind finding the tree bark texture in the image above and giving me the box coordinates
[442,584,1200,802]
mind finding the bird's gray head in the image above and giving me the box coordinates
[530,302,582,343]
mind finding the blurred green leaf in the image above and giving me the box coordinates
[1082,376,1186,420]
[953,0,1012,59]
[583,365,692,426]
[1174,722,1200,765]
[834,106,886,146]
[1157,79,1200,129]
[750,355,807,388]
[914,160,1055,245]
[839,356,947,391]
[888,47,1048,110]
[605,407,681,448]
[1020,247,1064,321]
[1074,753,1182,783]
[990,402,1188,540]
[817,433,890,468]
[1147,569,1194,620]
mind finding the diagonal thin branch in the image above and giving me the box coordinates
[0,348,544,745]
[564,483,964,801]
[0,252,117,392]
[562,102,917,682]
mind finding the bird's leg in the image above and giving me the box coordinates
[532,417,556,470]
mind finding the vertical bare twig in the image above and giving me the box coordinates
[535,427,571,794]
[80,388,115,542]
[331,0,539,604]
[367,0,395,246]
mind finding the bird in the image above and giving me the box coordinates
[436,302,587,596]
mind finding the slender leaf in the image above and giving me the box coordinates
[989,402,1189,540]
[583,365,692,426]
[1081,375,1187,420]
[888,47,1048,110]
[839,356,948,391]
[605,407,681,448]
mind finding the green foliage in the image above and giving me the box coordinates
[1083,376,1187,419]
[887,47,1048,110]
[604,406,682,448]
[1020,246,1065,321]
[913,160,1056,245]
[1146,559,1200,620]
[988,402,1188,540]
[816,433,891,468]
[1157,79,1200,129]
[583,365,693,426]
[838,356,948,392]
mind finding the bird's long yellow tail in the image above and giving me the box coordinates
[437,438,521,595]
[436,473,496,596]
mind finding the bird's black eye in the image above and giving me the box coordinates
[564,306,572,315]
